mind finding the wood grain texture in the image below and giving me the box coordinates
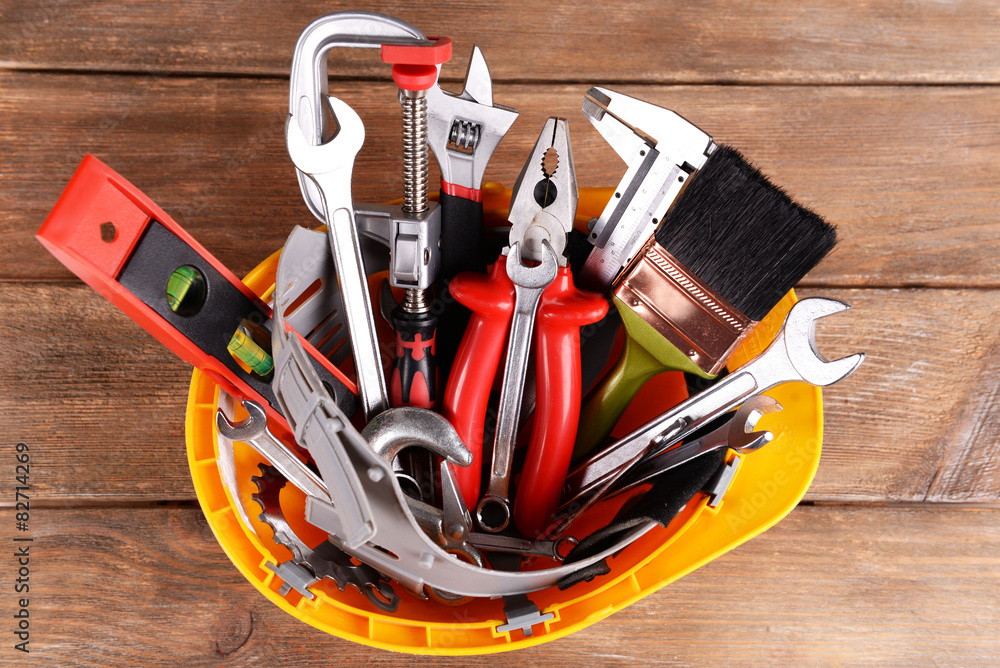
[2,1,1000,84]
[1,505,997,666]
[3,283,998,504]
[4,73,1000,286]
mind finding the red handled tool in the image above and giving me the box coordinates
[36,156,359,443]
[441,256,516,508]
[513,267,607,537]
[424,47,519,385]
[381,37,453,410]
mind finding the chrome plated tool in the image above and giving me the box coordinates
[426,45,519,278]
[578,86,715,292]
[557,297,864,528]
[474,239,559,533]
[288,11,431,223]
[286,96,389,421]
[608,395,781,499]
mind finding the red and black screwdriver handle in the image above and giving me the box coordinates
[389,306,438,409]
[512,267,609,538]
[441,256,516,508]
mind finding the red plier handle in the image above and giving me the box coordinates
[441,257,515,508]
[513,267,608,537]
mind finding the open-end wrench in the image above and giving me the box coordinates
[288,11,432,223]
[216,396,329,502]
[475,239,559,533]
[286,96,389,421]
[605,395,781,501]
[559,297,865,523]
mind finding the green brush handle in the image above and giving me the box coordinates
[574,296,715,461]
[574,334,665,461]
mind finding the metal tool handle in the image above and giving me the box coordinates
[476,277,546,531]
[562,298,865,507]
[440,258,516,508]
[563,356,761,503]
[512,267,608,537]
[313,170,390,420]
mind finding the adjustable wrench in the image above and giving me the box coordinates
[426,47,519,389]
[286,96,388,421]
[426,46,519,279]
[559,297,865,521]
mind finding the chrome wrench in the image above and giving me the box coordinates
[285,96,389,421]
[559,297,865,520]
[605,395,781,501]
[474,239,559,533]
[289,11,431,223]
[466,533,579,562]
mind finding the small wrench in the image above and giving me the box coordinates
[605,395,781,501]
[475,239,559,533]
[216,396,328,502]
[286,96,389,421]
[466,533,579,562]
[559,297,865,523]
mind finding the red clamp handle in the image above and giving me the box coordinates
[441,257,515,508]
[513,267,609,537]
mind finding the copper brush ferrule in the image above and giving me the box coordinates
[612,237,755,376]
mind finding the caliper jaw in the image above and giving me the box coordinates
[579,87,716,291]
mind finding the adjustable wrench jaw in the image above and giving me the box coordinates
[426,46,519,192]
[507,117,577,265]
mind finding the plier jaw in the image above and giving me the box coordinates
[507,117,577,266]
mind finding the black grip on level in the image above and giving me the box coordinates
[390,306,438,408]
[439,190,486,279]
[119,221,359,419]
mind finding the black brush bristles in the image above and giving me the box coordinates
[653,145,837,321]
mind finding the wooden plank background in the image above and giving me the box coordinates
[1,1,999,665]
